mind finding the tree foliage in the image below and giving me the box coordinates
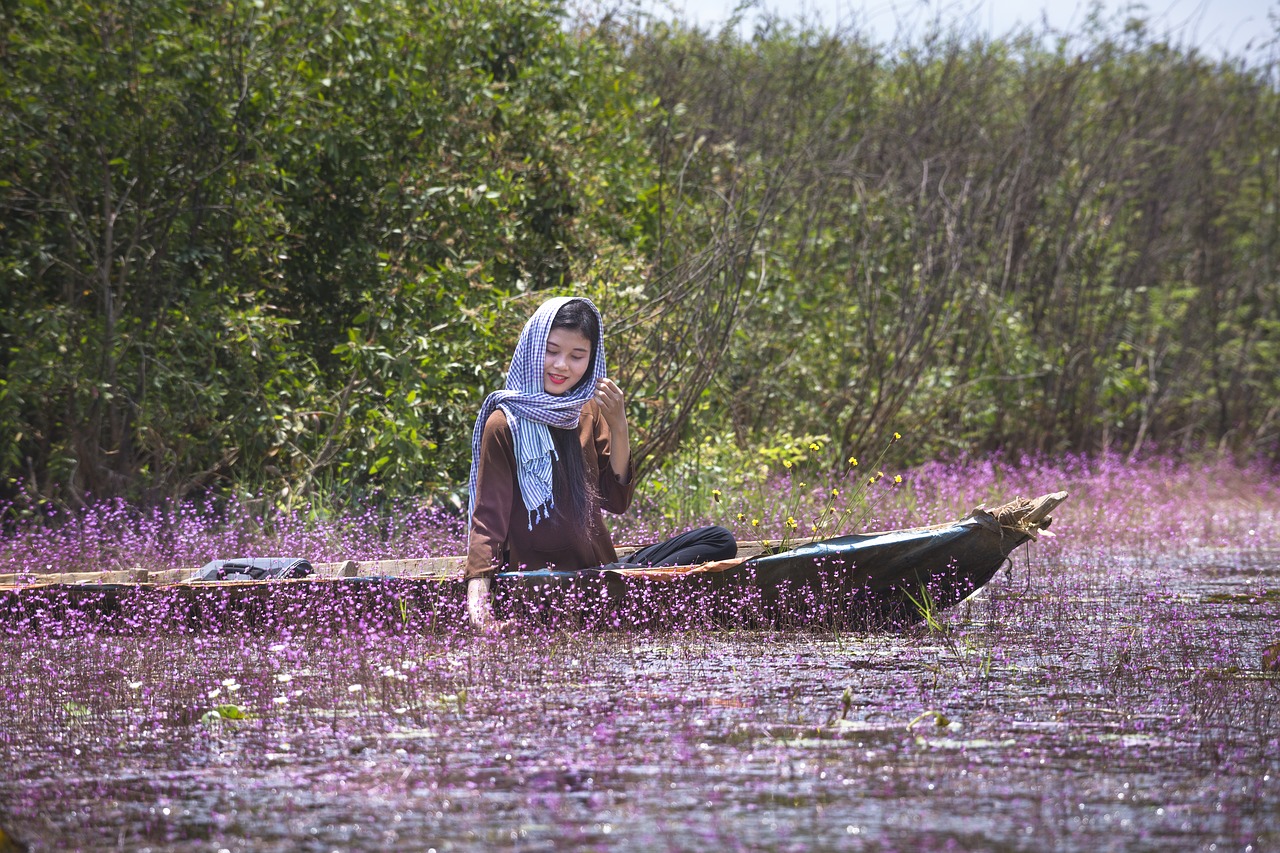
[619,14,1280,471]
[0,0,661,511]
[1,1,1276,520]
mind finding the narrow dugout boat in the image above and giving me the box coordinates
[0,492,1067,632]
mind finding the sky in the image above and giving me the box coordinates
[640,0,1276,61]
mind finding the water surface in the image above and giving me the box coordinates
[2,548,1276,851]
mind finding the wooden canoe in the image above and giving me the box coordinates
[0,492,1066,632]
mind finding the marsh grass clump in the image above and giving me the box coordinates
[626,431,914,548]
[0,453,1278,851]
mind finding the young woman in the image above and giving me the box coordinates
[465,296,736,628]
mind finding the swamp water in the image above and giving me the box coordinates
[1,549,1277,852]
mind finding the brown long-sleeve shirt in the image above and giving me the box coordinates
[465,401,636,578]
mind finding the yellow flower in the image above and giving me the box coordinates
[831,488,840,498]
[785,517,798,530]
[737,512,746,522]
[809,442,821,452]
[712,489,722,502]
[877,470,885,479]
[892,431,902,441]
[783,459,793,469]
[751,518,761,527]
[868,477,876,486]
[848,456,858,467]
[894,474,903,484]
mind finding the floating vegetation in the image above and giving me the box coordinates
[1202,589,1280,605]
[0,454,1277,850]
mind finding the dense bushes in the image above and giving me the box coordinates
[1,1,1276,518]
[0,0,660,511]
[621,16,1279,472]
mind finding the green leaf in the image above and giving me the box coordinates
[204,703,251,722]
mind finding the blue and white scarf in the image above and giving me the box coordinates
[467,296,606,530]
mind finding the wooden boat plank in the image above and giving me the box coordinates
[0,548,772,591]
[0,557,467,590]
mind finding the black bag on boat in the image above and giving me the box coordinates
[192,557,313,581]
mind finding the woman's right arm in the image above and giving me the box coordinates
[467,575,494,629]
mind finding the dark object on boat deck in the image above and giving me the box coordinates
[192,557,313,581]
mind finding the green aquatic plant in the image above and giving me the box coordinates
[201,704,250,724]
[903,582,944,636]
[906,709,955,731]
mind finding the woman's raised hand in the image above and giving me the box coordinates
[594,378,628,430]
[594,377,631,480]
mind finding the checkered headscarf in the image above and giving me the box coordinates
[467,297,606,530]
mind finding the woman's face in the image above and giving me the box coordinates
[543,327,593,395]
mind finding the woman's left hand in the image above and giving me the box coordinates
[594,377,628,430]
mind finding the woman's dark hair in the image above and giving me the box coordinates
[550,426,600,532]
[549,299,602,531]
